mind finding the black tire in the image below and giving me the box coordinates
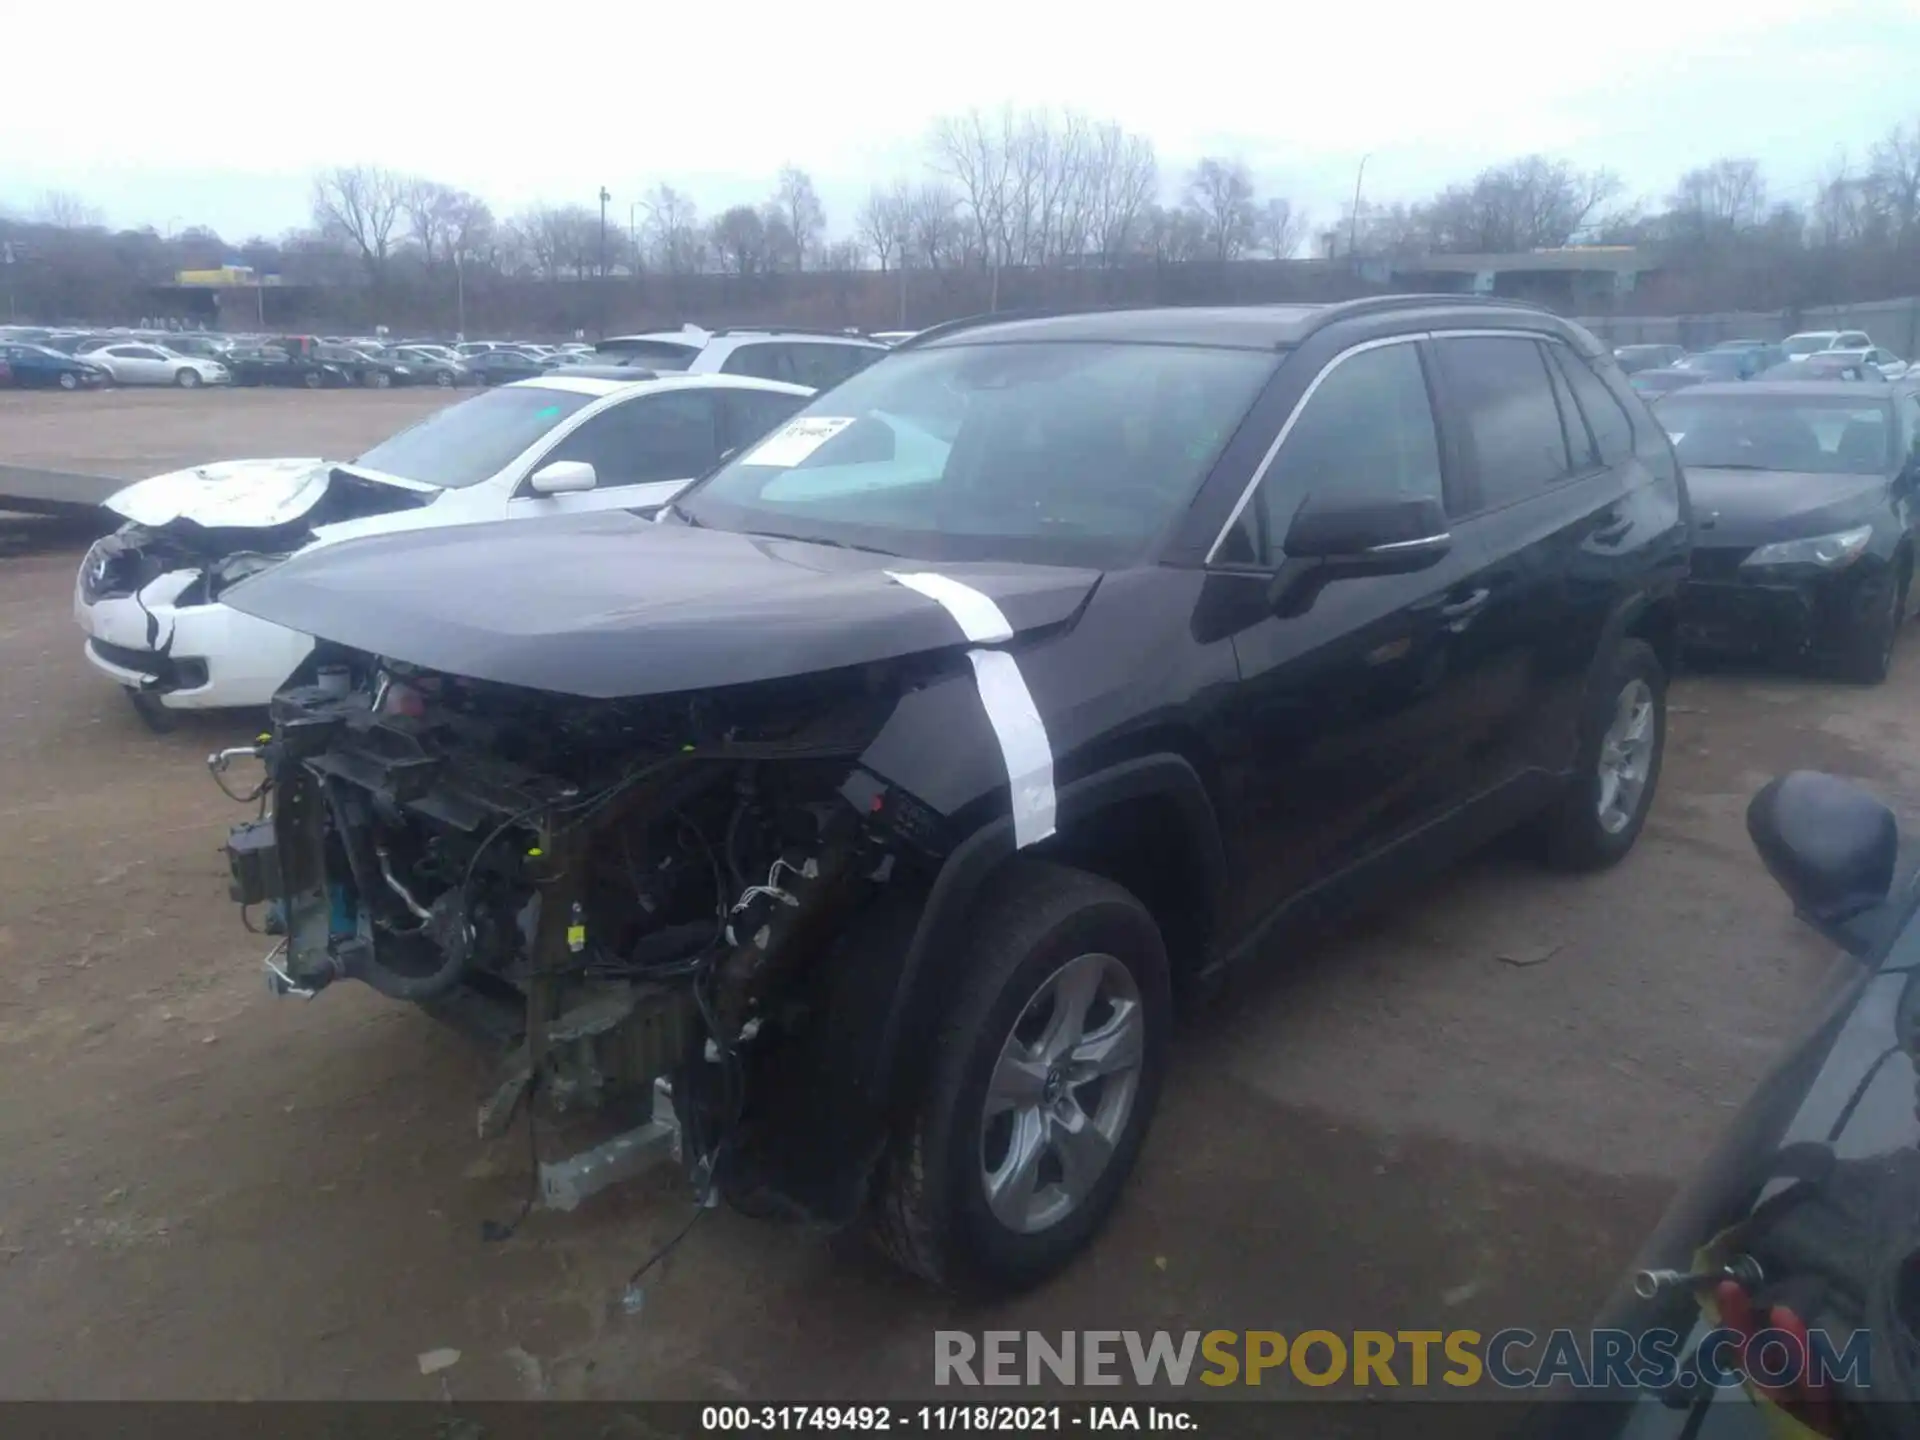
[1537,638,1667,871]
[127,689,175,734]
[365,370,390,389]
[302,370,323,389]
[434,369,454,387]
[1840,567,1905,685]
[57,371,79,391]
[175,368,201,389]
[868,860,1171,1293]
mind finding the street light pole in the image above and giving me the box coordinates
[629,201,640,272]
[1348,154,1371,265]
[598,187,611,338]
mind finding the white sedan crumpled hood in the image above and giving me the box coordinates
[104,458,438,530]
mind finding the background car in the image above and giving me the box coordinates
[1613,343,1686,374]
[0,341,110,389]
[388,345,477,387]
[313,343,416,388]
[465,348,562,385]
[1781,327,1872,359]
[1662,380,1920,681]
[1822,344,1910,380]
[224,341,356,388]
[1756,356,1885,383]
[72,373,814,717]
[584,324,888,388]
[84,343,230,388]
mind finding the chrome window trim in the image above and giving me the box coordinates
[1204,332,1430,564]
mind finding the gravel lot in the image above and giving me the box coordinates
[0,389,1905,1404]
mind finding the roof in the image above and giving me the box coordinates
[910,295,1582,352]
[1665,381,1893,401]
[512,373,813,399]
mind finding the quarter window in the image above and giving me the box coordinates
[1232,340,1442,565]
[1551,346,1636,467]
[1436,336,1572,509]
[720,343,797,382]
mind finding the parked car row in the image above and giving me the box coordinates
[1622,334,1912,401]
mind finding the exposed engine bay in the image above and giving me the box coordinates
[217,645,949,1220]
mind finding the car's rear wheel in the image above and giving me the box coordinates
[869,860,1170,1293]
[1538,638,1666,871]
[57,371,79,391]
[365,370,390,389]
[302,371,322,389]
[175,368,201,389]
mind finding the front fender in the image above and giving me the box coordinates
[866,752,1227,1104]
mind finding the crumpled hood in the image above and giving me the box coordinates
[105,458,438,530]
[1686,468,1887,548]
[223,511,1102,698]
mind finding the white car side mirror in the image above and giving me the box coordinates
[530,461,597,495]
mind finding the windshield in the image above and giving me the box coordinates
[1656,394,1895,475]
[351,385,596,488]
[1784,335,1835,357]
[676,341,1277,566]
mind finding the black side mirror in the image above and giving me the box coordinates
[1269,492,1451,617]
[1747,771,1898,957]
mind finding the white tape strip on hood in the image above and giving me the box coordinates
[885,570,1057,849]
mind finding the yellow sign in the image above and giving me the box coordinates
[174,267,254,287]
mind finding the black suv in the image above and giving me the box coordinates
[212,297,1689,1292]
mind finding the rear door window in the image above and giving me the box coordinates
[720,343,798,382]
[1435,336,1573,510]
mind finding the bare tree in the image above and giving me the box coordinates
[1089,124,1157,264]
[401,178,481,268]
[906,183,964,270]
[772,166,827,270]
[1254,197,1307,259]
[312,165,406,285]
[36,191,104,229]
[709,205,769,275]
[1667,159,1769,236]
[640,184,703,274]
[930,107,1015,269]
[1867,118,1920,241]
[1185,158,1257,261]
[818,238,867,271]
[858,183,913,271]
[1422,156,1621,253]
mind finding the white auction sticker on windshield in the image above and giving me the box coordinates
[743,417,855,468]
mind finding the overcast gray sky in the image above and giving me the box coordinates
[4,0,1917,244]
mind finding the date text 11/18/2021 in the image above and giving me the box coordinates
[700,1404,1200,1432]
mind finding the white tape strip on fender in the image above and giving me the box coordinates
[885,571,1057,849]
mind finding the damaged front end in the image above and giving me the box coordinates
[215,647,948,1220]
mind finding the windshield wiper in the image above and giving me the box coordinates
[747,528,899,557]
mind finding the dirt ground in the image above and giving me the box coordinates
[0,390,1907,1404]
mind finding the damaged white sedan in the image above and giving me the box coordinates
[73,372,812,722]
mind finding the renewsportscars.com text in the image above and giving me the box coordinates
[934,1328,1871,1390]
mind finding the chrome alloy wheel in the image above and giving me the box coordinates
[979,951,1144,1235]
[1596,677,1656,835]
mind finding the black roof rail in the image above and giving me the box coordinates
[1305,292,1557,328]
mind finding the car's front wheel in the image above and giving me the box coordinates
[175,368,201,389]
[57,371,79,391]
[1840,566,1906,685]
[1538,638,1666,870]
[870,860,1170,1293]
